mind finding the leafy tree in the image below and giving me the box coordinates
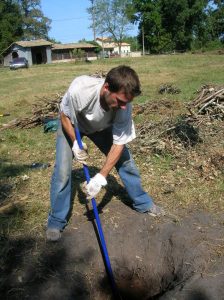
[89,0,97,40]
[130,0,209,53]
[0,0,23,54]
[123,36,141,51]
[160,0,208,50]
[87,0,133,54]
[48,37,61,44]
[129,0,174,53]
[207,0,224,41]
[17,0,51,40]
[72,48,85,59]
[85,40,102,53]
[78,38,102,53]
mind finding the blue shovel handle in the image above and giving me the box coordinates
[74,127,121,299]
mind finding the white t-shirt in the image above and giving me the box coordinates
[60,75,136,145]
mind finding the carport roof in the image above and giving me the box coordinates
[52,43,96,50]
[16,39,53,47]
[0,39,53,56]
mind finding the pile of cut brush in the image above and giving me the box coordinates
[187,84,224,120]
[0,71,108,131]
[158,84,181,94]
[132,84,224,156]
[0,94,62,130]
[89,70,107,78]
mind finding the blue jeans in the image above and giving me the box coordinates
[47,122,154,230]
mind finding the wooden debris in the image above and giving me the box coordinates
[132,99,180,117]
[158,84,181,94]
[187,85,224,120]
[90,70,107,78]
[1,94,62,130]
[0,201,21,214]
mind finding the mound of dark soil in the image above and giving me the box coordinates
[1,201,223,300]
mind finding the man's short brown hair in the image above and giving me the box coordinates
[105,65,141,97]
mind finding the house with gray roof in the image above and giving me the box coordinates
[1,39,53,66]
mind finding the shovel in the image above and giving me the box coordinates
[75,127,122,299]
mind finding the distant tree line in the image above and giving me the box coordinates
[128,0,224,53]
[0,0,51,54]
[88,0,224,53]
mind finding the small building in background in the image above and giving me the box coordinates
[51,43,98,62]
[96,37,131,57]
[0,39,52,66]
[0,38,136,67]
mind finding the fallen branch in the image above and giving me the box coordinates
[0,94,62,130]
[187,85,224,120]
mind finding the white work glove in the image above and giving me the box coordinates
[72,140,88,164]
[83,173,107,200]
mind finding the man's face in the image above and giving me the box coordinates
[101,83,134,111]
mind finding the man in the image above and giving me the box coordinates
[47,65,164,242]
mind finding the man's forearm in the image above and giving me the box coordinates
[60,112,76,143]
[100,144,124,178]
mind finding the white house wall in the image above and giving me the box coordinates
[113,45,130,53]
[96,39,130,54]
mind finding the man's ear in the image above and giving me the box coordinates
[103,82,109,92]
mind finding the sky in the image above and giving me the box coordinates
[41,0,138,44]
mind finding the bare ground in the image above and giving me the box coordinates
[1,202,224,300]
